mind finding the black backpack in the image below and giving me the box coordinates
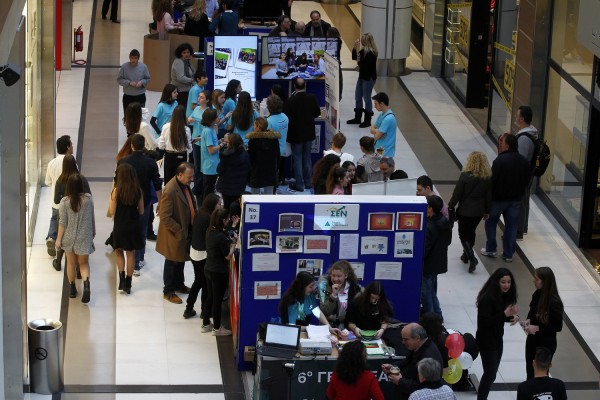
[519,132,550,177]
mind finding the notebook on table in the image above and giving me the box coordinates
[258,323,301,359]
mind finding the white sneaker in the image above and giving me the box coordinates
[213,327,232,336]
[138,260,146,268]
[200,323,213,333]
[133,269,141,277]
[480,248,497,258]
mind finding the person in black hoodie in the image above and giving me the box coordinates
[216,133,250,209]
[184,193,222,319]
[421,195,452,318]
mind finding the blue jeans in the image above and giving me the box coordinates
[484,200,520,258]
[291,141,312,190]
[135,201,151,267]
[421,274,442,316]
[163,259,185,295]
[46,208,58,240]
[354,78,376,114]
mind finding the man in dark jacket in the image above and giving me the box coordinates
[422,195,452,318]
[268,14,292,37]
[118,134,163,276]
[303,10,331,37]
[481,134,530,263]
[382,323,444,400]
[284,78,321,192]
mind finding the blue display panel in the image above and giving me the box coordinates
[234,195,427,370]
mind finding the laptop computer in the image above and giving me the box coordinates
[258,323,301,359]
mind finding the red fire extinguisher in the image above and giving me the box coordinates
[74,26,83,52]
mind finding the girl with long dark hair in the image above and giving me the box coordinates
[188,90,212,201]
[279,271,319,325]
[151,83,179,135]
[223,79,241,117]
[53,155,91,271]
[184,193,222,319]
[227,91,259,145]
[109,163,144,294]
[201,208,238,336]
[524,266,564,379]
[326,166,348,195]
[476,268,519,400]
[326,340,384,400]
[212,89,231,139]
[346,281,393,340]
[118,102,157,161]
[311,154,341,194]
[158,105,192,184]
[341,161,356,194]
[56,174,95,303]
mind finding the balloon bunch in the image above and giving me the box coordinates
[442,333,473,384]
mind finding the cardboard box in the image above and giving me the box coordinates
[244,346,256,362]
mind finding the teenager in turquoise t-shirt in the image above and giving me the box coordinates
[151,84,179,135]
[185,71,208,118]
[199,109,222,197]
[223,79,241,116]
[227,91,258,146]
[188,90,212,197]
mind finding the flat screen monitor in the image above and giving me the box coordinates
[260,37,339,80]
[213,35,258,99]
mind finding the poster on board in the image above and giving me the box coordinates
[213,36,258,99]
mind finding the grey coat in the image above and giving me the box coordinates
[58,193,96,255]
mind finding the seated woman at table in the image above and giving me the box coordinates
[345,281,393,340]
[326,340,384,400]
[279,271,340,335]
[318,260,362,330]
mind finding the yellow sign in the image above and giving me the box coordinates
[504,59,515,95]
[492,74,511,111]
[494,42,516,57]
[447,2,472,8]
[458,15,469,50]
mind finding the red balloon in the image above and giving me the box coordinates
[445,333,465,359]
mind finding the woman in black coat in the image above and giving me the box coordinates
[476,268,519,400]
[246,117,280,194]
[523,267,564,379]
[216,133,250,209]
[183,0,211,52]
[448,151,492,273]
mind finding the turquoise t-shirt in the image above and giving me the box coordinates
[152,101,178,132]
[223,98,236,116]
[287,293,320,325]
[189,106,212,146]
[374,109,397,158]
[267,112,289,155]
[186,84,204,118]
[228,110,259,146]
[200,126,219,175]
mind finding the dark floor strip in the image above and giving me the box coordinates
[344,5,361,26]
[63,384,223,393]
[395,77,464,170]
[75,0,98,168]
[86,177,115,182]
[490,381,600,391]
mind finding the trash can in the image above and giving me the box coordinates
[28,319,64,394]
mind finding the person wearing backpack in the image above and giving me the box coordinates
[514,105,538,240]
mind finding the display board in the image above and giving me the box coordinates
[260,37,339,80]
[235,195,427,370]
[213,36,258,99]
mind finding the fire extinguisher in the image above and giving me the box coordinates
[74,26,84,52]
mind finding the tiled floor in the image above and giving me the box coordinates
[25,1,600,399]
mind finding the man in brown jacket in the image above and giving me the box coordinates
[156,162,196,304]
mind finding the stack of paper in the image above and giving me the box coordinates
[306,324,330,340]
[363,340,385,355]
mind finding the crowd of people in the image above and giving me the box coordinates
[40,2,566,398]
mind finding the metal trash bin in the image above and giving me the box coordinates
[28,319,64,394]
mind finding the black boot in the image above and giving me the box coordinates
[346,108,363,124]
[118,271,126,291]
[53,250,64,271]
[460,252,468,263]
[359,111,373,128]
[69,282,77,298]
[462,240,478,273]
[124,276,132,295]
[82,278,91,304]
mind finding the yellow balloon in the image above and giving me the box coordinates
[442,358,463,384]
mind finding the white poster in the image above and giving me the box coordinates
[244,203,260,223]
[324,52,339,142]
[213,36,258,99]
[374,262,402,281]
[360,236,388,255]
[252,253,279,272]
[349,262,365,280]
[338,233,359,259]
[394,232,414,258]
[314,204,360,231]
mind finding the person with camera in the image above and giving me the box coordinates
[201,208,239,335]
